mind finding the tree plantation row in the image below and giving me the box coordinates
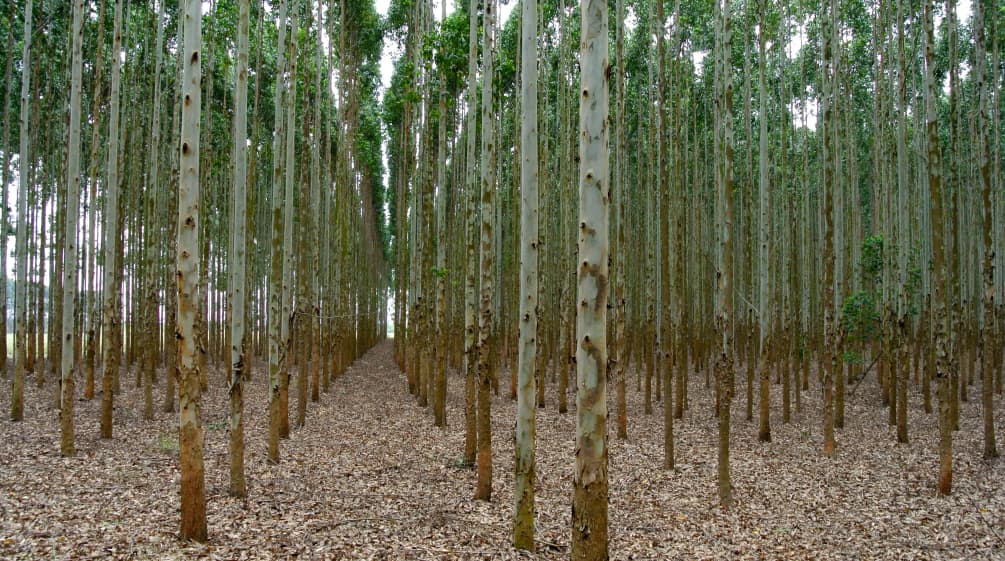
[1,0,1003,560]
[3,0,388,544]
[390,0,1003,558]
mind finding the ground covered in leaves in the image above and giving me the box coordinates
[1,340,1003,560]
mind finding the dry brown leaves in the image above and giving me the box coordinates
[0,344,1003,560]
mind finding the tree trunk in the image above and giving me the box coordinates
[895,0,910,445]
[571,1,609,559]
[656,0,674,473]
[513,0,538,548]
[974,0,998,460]
[714,0,735,509]
[143,0,167,422]
[178,0,207,541]
[283,10,299,435]
[82,0,107,401]
[924,0,952,495]
[757,4,771,444]
[474,0,497,503]
[10,0,32,422]
[228,0,250,498]
[60,0,85,458]
[612,0,627,440]
[462,0,479,468]
[267,0,289,464]
[0,4,11,384]
[100,0,125,440]
[821,0,837,458]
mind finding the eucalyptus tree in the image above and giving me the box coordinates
[267,0,290,464]
[821,0,838,458]
[10,0,33,423]
[164,3,186,414]
[178,0,207,541]
[463,0,479,468]
[100,0,125,440]
[975,0,998,461]
[475,0,496,502]
[143,0,168,422]
[81,0,107,402]
[756,0,771,444]
[59,0,86,457]
[944,0,961,432]
[283,5,299,432]
[414,0,434,413]
[923,0,951,496]
[612,0,627,442]
[894,0,910,444]
[513,0,538,549]
[656,0,674,472]
[571,0,609,558]
[0,1,12,385]
[714,0,735,509]
[228,0,251,498]
[308,0,324,406]
[285,3,299,430]
[433,0,449,429]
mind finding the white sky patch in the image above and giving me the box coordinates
[793,98,819,131]
[625,6,639,33]
[692,50,707,75]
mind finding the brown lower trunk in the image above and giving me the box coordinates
[321,333,331,393]
[60,367,75,456]
[616,355,626,439]
[418,347,428,408]
[84,330,95,399]
[296,308,307,427]
[143,341,154,420]
[163,362,176,414]
[835,349,845,429]
[311,316,319,403]
[463,352,476,466]
[26,317,35,375]
[571,478,609,561]
[100,352,115,438]
[229,368,246,497]
[950,371,959,431]
[643,332,653,415]
[474,361,492,500]
[279,370,290,438]
[801,349,809,391]
[663,352,674,469]
[888,345,898,426]
[896,337,908,443]
[746,340,755,421]
[983,335,999,459]
[823,349,835,457]
[937,373,953,495]
[674,341,685,420]
[557,350,567,414]
[782,343,791,423]
[179,402,207,541]
[758,350,771,442]
[717,353,734,508]
[267,379,280,463]
[924,321,934,413]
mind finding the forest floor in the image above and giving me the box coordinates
[1,340,1004,560]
